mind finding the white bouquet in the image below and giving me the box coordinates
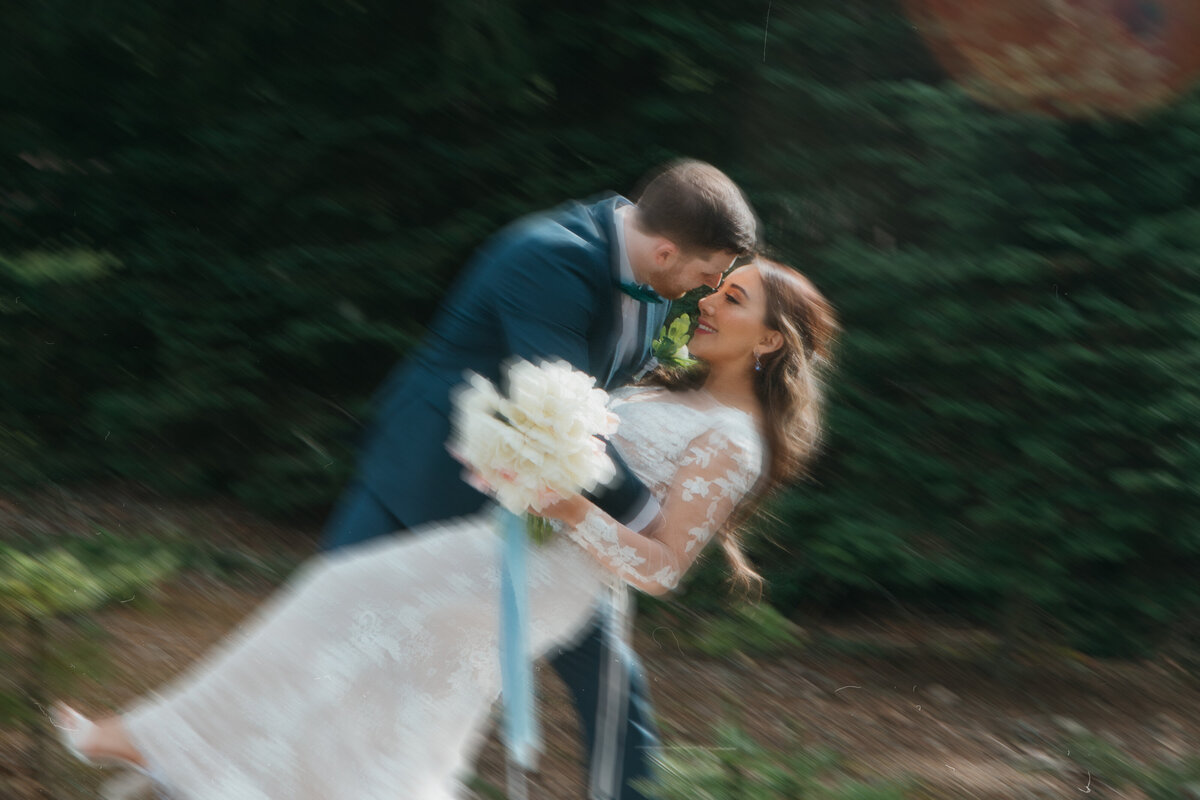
[450,359,619,525]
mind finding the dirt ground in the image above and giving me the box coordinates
[3,486,1198,799]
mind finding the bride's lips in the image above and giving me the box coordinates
[694,320,717,335]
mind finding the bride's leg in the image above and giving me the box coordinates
[52,704,148,770]
[114,525,507,798]
[81,716,149,768]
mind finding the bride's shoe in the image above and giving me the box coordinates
[50,703,152,778]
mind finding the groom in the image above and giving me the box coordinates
[322,159,757,799]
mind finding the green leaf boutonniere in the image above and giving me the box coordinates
[652,313,699,369]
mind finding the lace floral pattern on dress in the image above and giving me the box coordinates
[120,387,765,800]
[564,389,764,595]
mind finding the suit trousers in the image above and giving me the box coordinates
[320,481,659,799]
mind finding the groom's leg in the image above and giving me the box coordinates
[319,480,405,552]
[550,619,660,800]
[623,654,659,796]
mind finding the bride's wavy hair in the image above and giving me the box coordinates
[644,258,837,594]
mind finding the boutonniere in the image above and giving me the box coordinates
[652,313,699,369]
[619,282,665,304]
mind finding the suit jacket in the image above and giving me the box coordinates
[357,195,663,529]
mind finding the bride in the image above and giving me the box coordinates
[52,259,835,800]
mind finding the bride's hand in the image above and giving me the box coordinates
[533,493,590,527]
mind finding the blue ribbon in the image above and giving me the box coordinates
[499,507,539,770]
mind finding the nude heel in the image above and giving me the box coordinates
[50,703,152,778]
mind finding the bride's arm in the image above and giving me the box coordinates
[540,428,760,595]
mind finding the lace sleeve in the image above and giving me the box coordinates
[563,426,761,595]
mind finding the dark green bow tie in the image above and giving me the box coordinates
[619,282,665,304]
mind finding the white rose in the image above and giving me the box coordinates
[449,359,616,515]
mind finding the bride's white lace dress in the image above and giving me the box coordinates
[122,387,763,800]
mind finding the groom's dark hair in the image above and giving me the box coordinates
[633,159,757,257]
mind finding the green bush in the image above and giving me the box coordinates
[688,603,806,659]
[1063,731,1200,800]
[0,540,178,785]
[640,720,909,800]
[3,0,1200,656]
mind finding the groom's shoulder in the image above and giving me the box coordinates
[483,193,627,268]
[508,193,622,241]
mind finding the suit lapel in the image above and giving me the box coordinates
[585,195,667,389]
[632,301,667,378]
[592,196,634,388]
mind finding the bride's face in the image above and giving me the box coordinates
[688,265,777,369]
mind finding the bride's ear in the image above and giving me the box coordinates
[758,329,784,356]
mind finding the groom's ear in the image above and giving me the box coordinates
[651,238,680,268]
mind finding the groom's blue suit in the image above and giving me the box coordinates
[322,194,666,800]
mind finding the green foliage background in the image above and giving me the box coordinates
[3,0,1199,656]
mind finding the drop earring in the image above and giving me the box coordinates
[754,352,762,372]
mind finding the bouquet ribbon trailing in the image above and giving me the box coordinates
[499,506,539,769]
[450,358,618,781]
